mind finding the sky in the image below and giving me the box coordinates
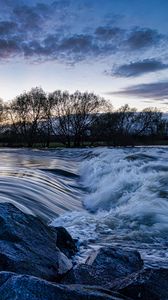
[0,0,168,110]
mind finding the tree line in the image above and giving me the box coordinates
[0,87,167,147]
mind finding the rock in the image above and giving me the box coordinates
[63,263,105,286]
[63,247,143,288]
[0,271,133,300]
[0,203,72,281]
[54,226,77,258]
[113,268,168,300]
[86,247,143,274]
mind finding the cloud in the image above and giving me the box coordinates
[0,0,22,8]
[59,35,93,52]
[0,21,18,35]
[110,81,168,100]
[52,0,71,9]
[13,4,48,31]
[57,34,100,62]
[126,28,162,50]
[0,38,21,58]
[107,59,168,77]
[0,1,166,65]
[95,26,124,40]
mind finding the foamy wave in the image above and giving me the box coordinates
[51,147,168,267]
[79,148,168,240]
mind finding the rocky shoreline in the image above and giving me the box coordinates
[0,203,167,300]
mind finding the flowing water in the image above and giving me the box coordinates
[0,147,168,268]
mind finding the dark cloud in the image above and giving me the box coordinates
[0,21,18,35]
[108,59,168,77]
[52,0,71,9]
[22,40,44,58]
[95,26,124,40]
[13,5,46,31]
[59,35,93,52]
[42,31,119,62]
[0,38,21,58]
[58,34,99,62]
[0,0,22,8]
[0,1,166,65]
[110,81,168,100]
[10,1,71,34]
[126,28,162,50]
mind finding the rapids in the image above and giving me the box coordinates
[0,147,168,268]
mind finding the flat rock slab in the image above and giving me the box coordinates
[0,272,133,300]
[0,203,72,281]
[63,247,143,288]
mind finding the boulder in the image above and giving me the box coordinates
[54,226,77,258]
[0,271,133,300]
[113,268,168,300]
[86,247,143,274]
[0,203,72,281]
[63,247,143,288]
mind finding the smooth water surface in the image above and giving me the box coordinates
[0,148,84,219]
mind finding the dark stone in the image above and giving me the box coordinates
[0,203,72,281]
[63,264,105,286]
[54,226,77,258]
[113,268,168,300]
[86,247,143,273]
[0,271,133,300]
[63,247,143,288]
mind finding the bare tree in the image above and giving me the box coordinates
[49,90,109,147]
[48,90,72,147]
[0,99,5,140]
[70,91,109,146]
[134,107,163,136]
[8,87,47,147]
[116,104,137,135]
[91,105,136,146]
[90,105,164,146]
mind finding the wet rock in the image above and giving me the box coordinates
[63,247,143,288]
[63,264,106,286]
[0,203,72,281]
[86,247,143,273]
[0,271,133,300]
[113,268,168,300]
[54,226,77,258]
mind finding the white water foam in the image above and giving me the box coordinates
[52,147,168,266]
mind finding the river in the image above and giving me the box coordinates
[0,147,168,268]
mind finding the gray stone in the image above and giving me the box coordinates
[113,268,168,300]
[63,247,143,288]
[86,247,143,274]
[0,203,72,281]
[0,271,133,300]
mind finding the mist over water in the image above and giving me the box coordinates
[0,147,168,268]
